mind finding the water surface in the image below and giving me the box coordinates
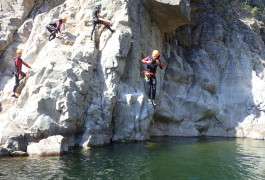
[0,137,265,180]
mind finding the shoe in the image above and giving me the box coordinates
[152,100,157,106]
[148,99,152,104]
[11,94,18,98]
[111,29,115,33]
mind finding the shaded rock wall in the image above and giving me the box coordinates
[142,0,190,32]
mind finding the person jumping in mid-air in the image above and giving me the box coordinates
[11,49,32,98]
[141,50,164,106]
[91,3,115,40]
[46,17,67,41]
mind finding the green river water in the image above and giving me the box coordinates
[0,137,265,180]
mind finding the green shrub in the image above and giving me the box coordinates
[241,1,260,14]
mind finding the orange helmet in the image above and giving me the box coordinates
[61,16,67,22]
[16,49,23,54]
[152,50,160,58]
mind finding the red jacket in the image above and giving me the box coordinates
[49,19,63,33]
[141,56,163,75]
[14,56,31,75]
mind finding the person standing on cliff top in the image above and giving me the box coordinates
[11,49,32,98]
[141,50,164,106]
[91,3,115,40]
[46,16,67,41]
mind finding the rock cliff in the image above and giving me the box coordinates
[0,0,265,156]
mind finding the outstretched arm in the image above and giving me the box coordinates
[98,14,104,18]
[97,10,104,19]
[56,21,62,33]
[156,59,164,69]
[141,57,150,64]
[22,61,32,69]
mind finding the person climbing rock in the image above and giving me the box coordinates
[141,50,164,106]
[90,3,115,40]
[11,49,32,98]
[46,16,67,41]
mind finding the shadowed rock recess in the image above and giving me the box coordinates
[0,0,265,156]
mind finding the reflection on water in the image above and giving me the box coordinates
[0,137,265,180]
[235,139,265,180]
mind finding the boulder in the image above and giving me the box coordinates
[0,147,9,157]
[10,151,28,157]
[27,135,68,156]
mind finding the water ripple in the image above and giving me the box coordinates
[0,137,265,180]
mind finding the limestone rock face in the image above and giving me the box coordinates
[142,0,191,33]
[0,0,35,52]
[0,0,265,155]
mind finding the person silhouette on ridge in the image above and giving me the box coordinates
[91,3,115,40]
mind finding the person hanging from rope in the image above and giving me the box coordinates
[91,3,115,40]
[11,49,32,98]
[141,50,164,106]
[46,16,67,41]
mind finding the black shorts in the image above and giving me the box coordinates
[15,72,26,84]
[46,25,57,33]
[93,19,108,26]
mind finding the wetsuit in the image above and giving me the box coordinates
[90,6,114,40]
[141,56,163,101]
[13,56,31,93]
[46,19,63,41]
